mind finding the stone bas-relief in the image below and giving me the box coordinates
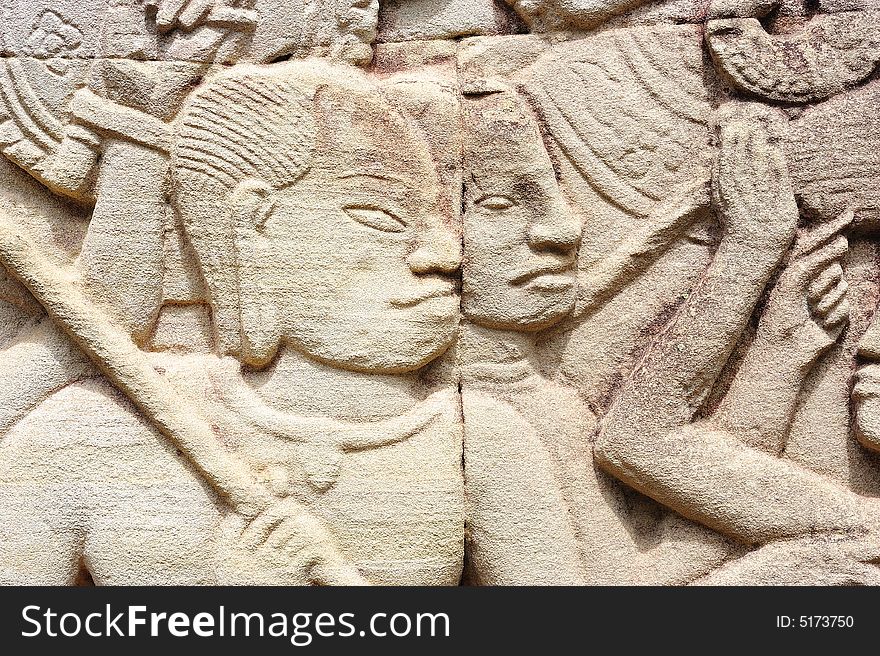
[0,0,879,586]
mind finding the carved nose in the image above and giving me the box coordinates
[407,229,461,275]
[528,206,580,253]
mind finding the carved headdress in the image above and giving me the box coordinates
[172,62,317,359]
[171,59,438,362]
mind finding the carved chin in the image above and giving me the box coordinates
[854,396,880,451]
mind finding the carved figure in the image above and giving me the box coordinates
[597,104,880,584]
[0,59,463,585]
[460,85,730,584]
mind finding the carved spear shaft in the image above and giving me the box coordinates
[0,216,370,585]
[0,214,271,519]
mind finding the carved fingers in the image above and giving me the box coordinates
[157,0,209,31]
[809,265,849,332]
[712,104,797,253]
[179,0,214,30]
[235,496,367,585]
[697,536,880,585]
[759,210,853,359]
[794,211,854,342]
[156,0,189,30]
[157,0,257,34]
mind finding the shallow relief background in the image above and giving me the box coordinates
[0,0,878,585]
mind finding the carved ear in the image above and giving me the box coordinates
[230,179,275,231]
[231,179,282,367]
[239,288,281,368]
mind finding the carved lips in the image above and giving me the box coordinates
[509,258,576,291]
[389,281,458,308]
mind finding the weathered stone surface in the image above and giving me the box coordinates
[0,1,378,63]
[707,11,880,103]
[378,0,521,41]
[0,0,879,586]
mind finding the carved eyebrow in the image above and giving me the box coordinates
[337,171,411,186]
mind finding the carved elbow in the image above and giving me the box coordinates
[593,414,636,478]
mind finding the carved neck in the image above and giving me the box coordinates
[244,344,421,421]
[458,323,538,384]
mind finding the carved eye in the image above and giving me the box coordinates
[476,195,515,210]
[344,206,407,233]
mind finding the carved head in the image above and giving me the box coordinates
[461,87,580,332]
[172,60,460,372]
[330,0,379,65]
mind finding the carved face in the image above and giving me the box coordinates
[854,313,880,444]
[462,91,580,332]
[241,85,461,373]
[332,0,379,64]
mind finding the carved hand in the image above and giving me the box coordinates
[712,104,798,257]
[156,0,257,33]
[223,496,367,585]
[757,211,853,365]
